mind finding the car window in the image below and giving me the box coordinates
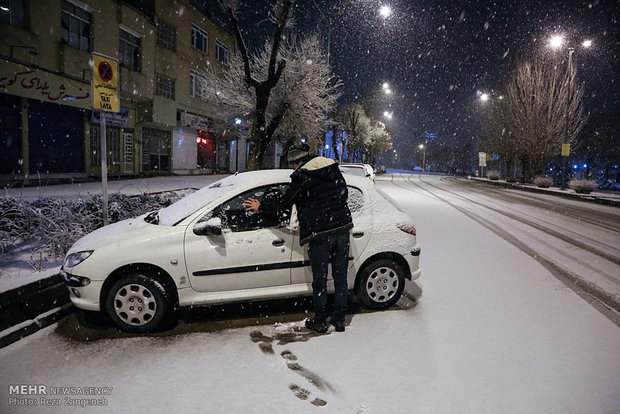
[340,166,367,177]
[208,184,291,232]
[347,186,364,216]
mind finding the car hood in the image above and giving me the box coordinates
[67,214,167,253]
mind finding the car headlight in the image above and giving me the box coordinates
[64,250,94,268]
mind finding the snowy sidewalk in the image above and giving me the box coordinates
[1,174,230,202]
[468,176,620,206]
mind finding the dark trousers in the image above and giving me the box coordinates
[307,229,350,321]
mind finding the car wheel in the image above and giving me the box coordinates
[355,259,405,309]
[104,273,172,333]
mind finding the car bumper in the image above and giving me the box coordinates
[61,270,103,311]
[404,244,421,280]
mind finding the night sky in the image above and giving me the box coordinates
[209,0,619,156]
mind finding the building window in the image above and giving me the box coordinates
[90,124,121,170]
[119,29,141,71]
[0,0,26,28]
[61,0,91,52]
[142,128,170,172]
[215,41,229,65]
[191,24,208,53]
[189,70,207,100]
[157,19,176,51]
[156,75,175,99]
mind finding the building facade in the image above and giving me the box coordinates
[0,0,245,183]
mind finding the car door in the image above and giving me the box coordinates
[185,184,295,293]
[290,185,371,286]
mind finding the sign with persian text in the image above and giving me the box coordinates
[91,53,119,113]
[0,58,90,109]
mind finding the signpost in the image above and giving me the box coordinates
[91,53,120,225]
[478,152,487,178]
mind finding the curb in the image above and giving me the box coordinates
[467,177,620,207]
[0,304,74,349]
[0,273,73,348]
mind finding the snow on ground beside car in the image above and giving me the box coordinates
[1,176,619,413]
[1,175,227,202]
[0,243,62,292]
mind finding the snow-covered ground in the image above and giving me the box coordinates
[1,175,227,202]
[1,174,619,413]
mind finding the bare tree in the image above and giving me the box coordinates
[335,103,392,163]
[495,53,587,178]
[481,98,519,178]
[214,0,339,169]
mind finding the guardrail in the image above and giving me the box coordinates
[0,274,72,348]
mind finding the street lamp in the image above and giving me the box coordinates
[479,93,489,102]
[379,5,392,19]
[383,111,393,119]
[549,34,593,189]
[419,144,426,172]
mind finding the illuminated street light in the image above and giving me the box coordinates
[549,35,564,49]
[548,34,594,189]
[384,88,392,95]
[383,111,393,119]
[480,93,489,102]
[418,144,426,172]
[379,5,392,18]
[382,82,389,89]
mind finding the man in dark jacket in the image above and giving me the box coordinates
[243,143,353,333]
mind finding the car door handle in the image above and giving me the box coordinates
[272,239,285,246]
[352,231,364,238]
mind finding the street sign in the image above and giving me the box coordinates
[562,143,570,157]
[91,53,119,113]
[478,152,487,167]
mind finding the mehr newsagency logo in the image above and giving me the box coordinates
[8,384,113,408]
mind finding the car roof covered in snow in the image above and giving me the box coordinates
[158,168,372,226]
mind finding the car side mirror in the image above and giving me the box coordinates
[193,217,222,236]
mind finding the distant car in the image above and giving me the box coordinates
[376,165,387,174]
[61,171,421,333]
[339,163,376,182]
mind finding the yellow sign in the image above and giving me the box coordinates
[92,53,119,112]
[561,143,570,157]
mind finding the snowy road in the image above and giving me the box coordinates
[1,174,619,413]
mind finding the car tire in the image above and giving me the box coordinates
[355,259,405,309]
[104,273,172,333]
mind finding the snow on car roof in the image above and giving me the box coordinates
[158,168,372,226]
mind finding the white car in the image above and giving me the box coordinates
[339,163,376,182]
[61,170,421,333]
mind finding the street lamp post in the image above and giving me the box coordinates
[549,35,592,190]
[419,144,425,172]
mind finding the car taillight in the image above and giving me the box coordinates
[397,223,416,236]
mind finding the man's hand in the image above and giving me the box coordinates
[243,198,260,212]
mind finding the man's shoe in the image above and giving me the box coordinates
[305,317,328,333]
[330,318,345,332]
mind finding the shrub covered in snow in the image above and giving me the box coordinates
[486,170,500,180]
[569,179,597,194]
[533,176,553,188]
[0,193,177,257]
